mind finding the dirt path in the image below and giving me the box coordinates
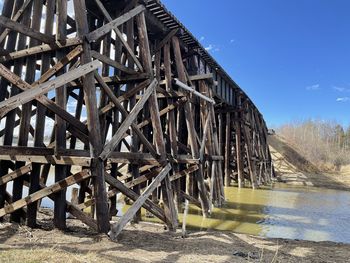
[1,216,350,263]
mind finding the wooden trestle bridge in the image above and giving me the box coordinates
[0,0,273,239]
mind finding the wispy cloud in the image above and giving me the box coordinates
[205,44,220,52]
[230,39,235,44]
[336,97,350,102]
[199,36,205,42]
[333,86,350,92]
[306,84,320,91]
[205,44,214,51]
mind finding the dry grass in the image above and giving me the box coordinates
[1,219,350,263]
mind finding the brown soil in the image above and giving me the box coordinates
[1,213,350,263]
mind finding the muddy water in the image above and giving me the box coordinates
[138,184,350,243]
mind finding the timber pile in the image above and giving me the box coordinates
[0,0,273,239]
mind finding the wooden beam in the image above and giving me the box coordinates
[91,50,138,75]
[0,164,32,186]
[74,0,110,233]
[105,173,166,223]
[153,28,178,54]
[0,37,82,62]
[174,78,215,104]
[0,14,55,44]
[108,163,171,240]
[0,154,91,166]
[99,79,157,161]
[224,113,231,186]
[86,5,145,42]
[0,0,34,44]
[0,60,100,117]
[93,0,144,71]
[179,190,201,208]
[188,73,214,82]
[0,170,91,217]
[0,63,89,140]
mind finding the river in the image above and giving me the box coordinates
[135,183,350,244]
[6,172,350,243]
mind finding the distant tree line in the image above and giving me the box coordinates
[277,119,350,169]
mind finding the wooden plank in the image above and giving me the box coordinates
[66,201,98,231]
[93,0,143,71]
[108,164,171,240]
[0,170,91,217]
[188,73,214,82]
[153,28,178,54]
[91,50,138,75]
[0,14,55,44]
[169,164,199,182]
[105,172,166,223]
[243,124,258,189]
[35,45,83,85]
[0,60,99,117]
[99,79,157,161]
[0,154,91,166]
[0,164,32,186]
[86,5,145,42]
[0,0,34,44]
[179,190,201,208]
[0,37,81,62]
[174,78,215,104]
[0,146,90,157]
[0,63,88,139]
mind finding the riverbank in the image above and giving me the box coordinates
[269,134,350,190]
[1,136,350,262]
[1,214,350,263]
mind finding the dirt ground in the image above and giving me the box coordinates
[1,215,350,263]
[1,135,350,263]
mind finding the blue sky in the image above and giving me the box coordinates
[0,0,348,128]
[162,0,350,128]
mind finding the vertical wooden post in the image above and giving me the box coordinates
[27,0,55,228]
[126,16,141,223]
[54,0,68,230]
[224,112,231,186]
[164,42,181,209]
[73,0,110,233]
[10,0,32,223]
[0,0,21,218]
[172,36,209,217]
[235,94,244,188]
[137,10,178,230]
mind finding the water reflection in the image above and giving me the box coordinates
[138,184,350,243]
